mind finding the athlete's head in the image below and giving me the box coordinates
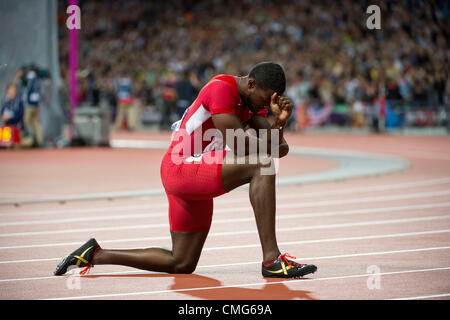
[244,62,286,112]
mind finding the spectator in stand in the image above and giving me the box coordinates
[175,69,198,119]
[114,72,138,130]
[1,84,24,130]
[159,70,177,130]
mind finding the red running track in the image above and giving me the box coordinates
[0,132,449,300]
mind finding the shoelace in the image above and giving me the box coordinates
[79,247,101,276]
[279,253,304,268]
[263,253,306,268]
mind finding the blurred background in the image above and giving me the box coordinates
[0,0,449,149]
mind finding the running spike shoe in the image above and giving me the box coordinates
[262,253,317,278]
[54,238,101,276]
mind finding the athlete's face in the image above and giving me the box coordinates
[246,79,275,113]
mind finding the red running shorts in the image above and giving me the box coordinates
[160,150,228,232]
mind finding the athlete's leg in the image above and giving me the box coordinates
[92,150,221,275]
[221,154,280,265]
[92,194,213,274]
[92,230,208,274]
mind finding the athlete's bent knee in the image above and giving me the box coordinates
[258,155,273,167]
[257,155,276,176]
[173,262,197,274]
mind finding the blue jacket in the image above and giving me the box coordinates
[1,97,24,130]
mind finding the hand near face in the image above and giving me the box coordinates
[270,93,293,127]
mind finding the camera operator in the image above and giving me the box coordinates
[15,64,50,147]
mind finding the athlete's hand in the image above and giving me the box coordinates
[270,93,293,127]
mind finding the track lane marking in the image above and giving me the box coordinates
[1,177,449,219]
[1,214,449,247]
[41,267,450,300]
[1,228,449,260]
[1,246,449,283]
[1,190,450,237]
[390,293,450,300]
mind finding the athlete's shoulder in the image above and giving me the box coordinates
[200,74,239,102]
[200,74,240,114]
[209,74,236,84]
[204,74,238,93]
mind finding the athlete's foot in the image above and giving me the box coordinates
[54,238,101,276]
[261,253,317,278]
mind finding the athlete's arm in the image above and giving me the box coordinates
[211,93,292,157]
[247,93,292,158]
[211,113,281,157]
[247,115,289,158]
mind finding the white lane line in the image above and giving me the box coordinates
[201,229,450,252]
[0,257,60,265]
[43,267,450,300]
[0,211,169,227]
[1,212,449,251]
[1,246,449,283]
[3,195,450,228]
[2,189,450,237]
[2,201,449,250]
[390,293,450,300]
[0,207,449,241]
[199,246,450,269]
[202,216,450,239]
[1,176,449,219]
[1,228,449,262]
[0,203,168,219]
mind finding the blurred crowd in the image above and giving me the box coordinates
[55,0,449,131]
